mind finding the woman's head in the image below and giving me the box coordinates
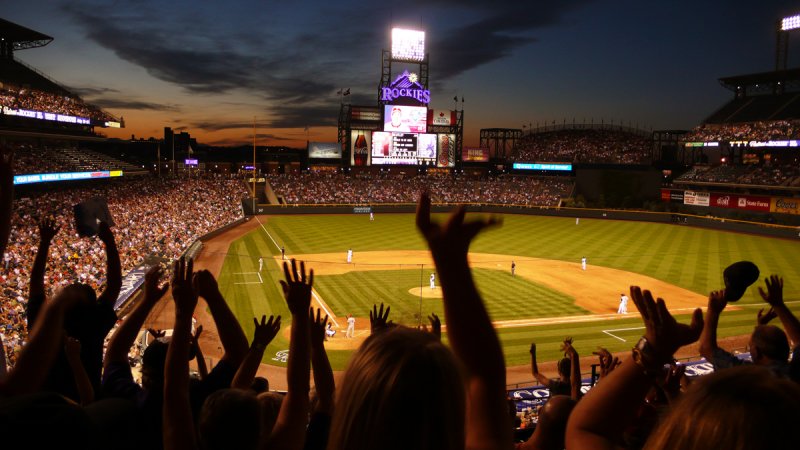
[645,365,800,450]
[327,326,465,450]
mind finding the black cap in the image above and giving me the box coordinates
[723,261,760,302]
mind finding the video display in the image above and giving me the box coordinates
[383,105,427,133]
[371,131,437,165]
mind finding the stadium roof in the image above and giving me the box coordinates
[0,18,53,51]
[719,68,800,91]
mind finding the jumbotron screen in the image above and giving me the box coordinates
[384,105,427,133]
[371,131,437,165]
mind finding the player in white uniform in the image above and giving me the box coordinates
[370,211,374,221]
[618,293,628,314]
[430,273,435,289]
[581,257,587,271]
[576,217,580,225]
[347,248,353,263]
[346,314,355,338]
[258,257,263,272]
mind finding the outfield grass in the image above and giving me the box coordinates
[218,213,800,371]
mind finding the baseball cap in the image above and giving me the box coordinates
[723,261,760,302]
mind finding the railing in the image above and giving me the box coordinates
[523,121,653,138]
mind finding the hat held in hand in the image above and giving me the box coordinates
[723,261,760,302]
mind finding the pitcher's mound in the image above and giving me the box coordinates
[408,286,443,298]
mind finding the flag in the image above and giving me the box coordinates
[343,88,350,96]
[453,96,458,102]
[336,89,342,95]
[187,144,194,155]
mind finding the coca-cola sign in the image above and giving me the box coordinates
[381,70,431,104]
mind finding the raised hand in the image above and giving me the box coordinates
[252,315,281,350]
[190,324,204,351]
[660,362,686,401]
[280,259,313,315]
[38,217,61,243]
[757,307,778,326]
[144,266,169,304]
[428,313,441,340]
[707,289,728,315]
[148,328,167,340]
[529,342,537,354]
[369,302,393,335]
[193,269,220,300]
[759,275,784,308]
[415,191,500,260]
[172,257,198,315]
[309,308,327,345]
[97,220,114,244]
[561,337,576,355]
[593,348,621,379]
[630,286,704,360]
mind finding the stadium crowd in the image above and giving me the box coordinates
[0,175,247,368]
[512,129,651,164]
[676,164,800,187]
[684,120,800,142]
[0,84,115,122]
[1,145,799,450]
[268,172,571,206]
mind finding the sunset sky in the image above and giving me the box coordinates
[5,1,800,148]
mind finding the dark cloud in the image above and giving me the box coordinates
[90,98,181,112]
[70,86,120,96]
[190,121,256,132]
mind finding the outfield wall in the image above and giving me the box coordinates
[242,201,800,240]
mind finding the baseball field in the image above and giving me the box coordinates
[211,212,800,372]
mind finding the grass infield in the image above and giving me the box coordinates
[215,213,800,370]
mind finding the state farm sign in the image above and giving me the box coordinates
[710,193,771,212]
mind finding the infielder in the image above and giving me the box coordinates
[347,248,353,263]
[258,257,263,272]
[618,293,628,314]
[430,273,435,289]
[346,314,355,338]
[576,217,580,225]
[511,261,516,276]
[581,257,587,271]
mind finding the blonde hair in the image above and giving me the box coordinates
[645,365,800,450]
[327,327,465,450]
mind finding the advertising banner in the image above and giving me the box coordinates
[684,191,710,207]
[771,197,800,215]
[709,193,771,212]
[350,106,380,122]
[660,189,684,203]
[437,134,455,167]
[114,265,148,310]
[428,109,456,126]
[350,130,371,166]
[14,170,123,185]
[308,142,342,159]
[416,133,437,162]
[463,147,490,163]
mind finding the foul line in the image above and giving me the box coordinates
[602,326,645,342]
[255,216,282,252]
[234,271,263,285]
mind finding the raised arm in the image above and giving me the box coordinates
[96,221,122,308]
[0,147,14,258]
[566,286,703,450]
[191,325,209,380]
[530,343,551,386]
[163,257,199,450]
[759,275,800,347]
[698,290,727,362]
[104,266,168,368]
[231,315,281,390]
[416,193,511,450]
[65,336,95,405]
[266,259,312,450]
[29,218,60,300]
[309,308,334,415]
[562,338,582,400]
[195,270,249,367]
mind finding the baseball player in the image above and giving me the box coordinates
[618,293,628,314]
[281,246,285,260]
[576,217,580,225]
[258,257,263,272]
[370,211,374,221]
[581,257,587,271]
[511,261,516,276]
[347,248,353,263]
[346,314,355,338]
[430,273,435,289]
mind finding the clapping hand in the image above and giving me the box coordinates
[280,259,313,315]
[707,290,728,315]
[630,286,704,360]
[592,347,621,379]
[369,302,393,335]
[759,275,785,308]
[757,307,778,326]
[252,315,281,349]
[416,191,500,260]
[193,269,221,300]
[171,257,198,315]
[428,313,441,340]
[144,266,169,304]
[38,217,61,243]
[309,308,328,345]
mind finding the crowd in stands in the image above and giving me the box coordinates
[2,143,800,449]
[9,141,143,175]
[0,84,115,122]
[676,164,800,187]
[512,129,651,164]
[1,175,247,368]
[685,120,800,142]
[268,172,571,206]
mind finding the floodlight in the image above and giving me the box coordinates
[391,28,425,62]
[782,14,800,31]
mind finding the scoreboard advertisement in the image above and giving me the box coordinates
[371,131,437,165]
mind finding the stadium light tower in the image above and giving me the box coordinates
[776,13,800,70]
